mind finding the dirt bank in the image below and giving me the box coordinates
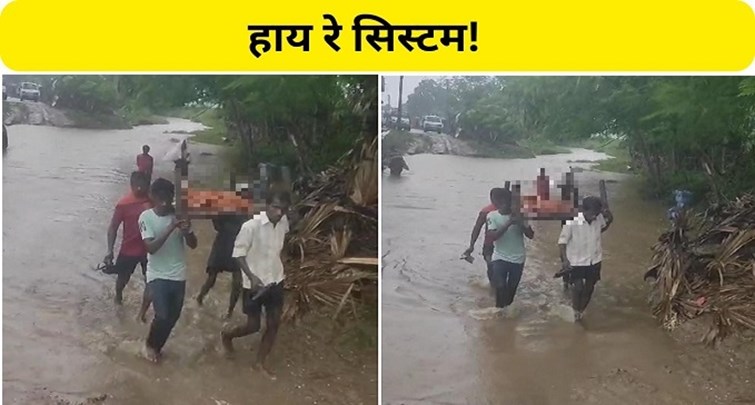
[383,130,553,160]
[383,130,477,157]
[2,100,166,129]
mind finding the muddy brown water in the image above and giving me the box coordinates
[3,119,376,405]
[381,151,754,405]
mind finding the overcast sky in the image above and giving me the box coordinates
[382,76,438,107]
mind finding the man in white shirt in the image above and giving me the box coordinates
[558,196,613,321]
[221,190,291,380]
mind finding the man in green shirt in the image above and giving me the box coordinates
[485,188,535,308]
[138,178,198,363]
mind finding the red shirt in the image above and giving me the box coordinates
[481,203,497,246]
[136,153,153,174]
[111,193,153,257]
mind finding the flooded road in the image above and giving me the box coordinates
[3,119,376,404]
[382,151,753,405]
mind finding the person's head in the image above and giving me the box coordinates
[130,171,150,197]
[490,187,511,212]
[266,189,291,223]
[142,145,150,154]
[540,168,546,176]
[150,178,175,211]
[581,196,603,222]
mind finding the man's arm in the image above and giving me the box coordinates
[487,218,515,241]
[523,221,535,239]
[558,244,570,269]
[557,224,572,269]
[464,211,487,255]
[232,222,263,288]
[105,206,123,262]
[140,215,179,254]
[181,222,198,249]
[601,210,613,232]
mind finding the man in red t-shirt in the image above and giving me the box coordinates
[105,171,154,320]
[136,145,154,184]
[463,187,508,282]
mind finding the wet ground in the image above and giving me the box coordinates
[2,119,376,404]
[381,151,755,405]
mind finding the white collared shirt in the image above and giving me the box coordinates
[558,212,606,266]
[232,211,289,288]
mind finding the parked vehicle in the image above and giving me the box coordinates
[398,117,411,131]
[18,82,41,102]
[421,115,444,134]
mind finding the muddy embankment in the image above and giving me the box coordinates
[383,130,477,156]
[2,99,167,129]
[383,130,542,160]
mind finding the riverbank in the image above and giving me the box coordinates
[382,130,632,173]
[3,99,168,129]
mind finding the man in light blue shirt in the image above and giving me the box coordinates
[138,178,198,363]
[485,188,534,308]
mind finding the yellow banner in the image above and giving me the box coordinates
[0,0,753,71]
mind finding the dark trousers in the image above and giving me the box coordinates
[146,279,186,352]
[489,260,524,308]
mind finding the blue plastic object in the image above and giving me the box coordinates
[668,190,693,221]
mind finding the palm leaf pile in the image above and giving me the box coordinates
[646,194,755,344]
[282,135,378,321]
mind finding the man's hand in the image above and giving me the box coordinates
[562,259,572,272]
[178,219,192,234]
[463,246,474,257]
[249,274,264,289]
[104,251,114,265]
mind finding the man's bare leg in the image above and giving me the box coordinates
[571,278,585,321]
[253,306,282,380]
[196,271,218,306]
[115,272,132,305]
[221,312,261,358]
[137,286,151,323]
[225,271,242,319]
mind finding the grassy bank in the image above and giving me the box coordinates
[163,107,228,145]
[566,137,632,174]
[467,139,539,159]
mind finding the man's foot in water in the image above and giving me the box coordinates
[574,310,583,322]
[136,311,148,323]
[253,362,277,381]
[196,294,205,306]
[220,331,235,357]
[114,294,123,306]
[142,344,159,363]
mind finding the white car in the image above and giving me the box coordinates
[18,82,41,102]
[421,115,443,134]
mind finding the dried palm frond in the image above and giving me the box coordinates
[281,134,378,322]
[647,194,755,344]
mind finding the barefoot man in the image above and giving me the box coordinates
[137,145,154,184]
[139,178,198,362]
[104,171,153,321]
[221,190,291,379]
[196,214,245,318]
[558,196,613,321]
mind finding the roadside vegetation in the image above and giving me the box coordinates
[401,76,755,203]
